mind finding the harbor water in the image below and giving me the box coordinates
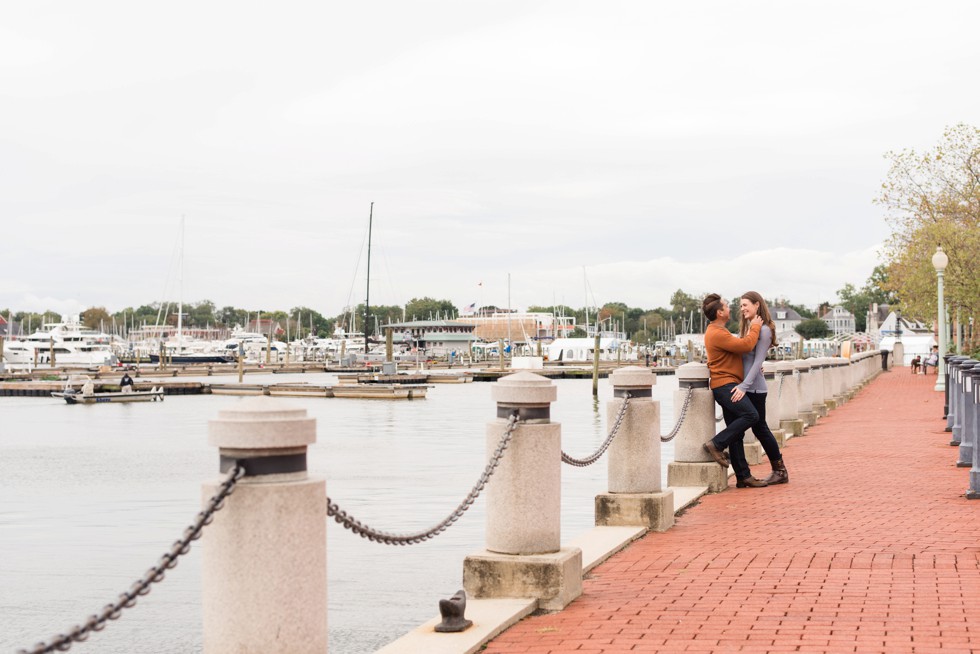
[0,371,680,653]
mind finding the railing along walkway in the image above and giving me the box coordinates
[483,370,980,653]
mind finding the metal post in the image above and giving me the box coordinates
[957,362,979,468]
[968,369,980,499]
[933,246,949,392]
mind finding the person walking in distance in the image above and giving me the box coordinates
[733,291,789,485]
[700,293,768,488]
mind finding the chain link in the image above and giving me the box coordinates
[561,393,632,467]
[18,464,245,654]
[327,411,520,545]
[776,372,784,399]
[661,386,694,442]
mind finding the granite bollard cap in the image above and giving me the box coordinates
[676,362,709,382]
[793,359,811,371]
[609,366,656,388]
[209,396,316,449]
[776,360,795,373]
[492,371,557,405]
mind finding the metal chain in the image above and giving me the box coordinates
[327,411,520,546]
[661,387,694,442]
[18,464,245,654]
[776,372,784,399]
[561,393,632,467]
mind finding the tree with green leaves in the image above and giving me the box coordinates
[795,318,831,340]
[877,123,980,350]
[405,297,457,321]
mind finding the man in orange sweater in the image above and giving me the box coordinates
[701,293,767,488]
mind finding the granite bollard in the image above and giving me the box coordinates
[666,362,729,492]
[762,362,787,448]
[795,360,818,427]
[777,360,804,438]
[595,366,674,531]
[202,397,327,654]
[463,371,582,611]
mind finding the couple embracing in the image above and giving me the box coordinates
[700,291,789,488]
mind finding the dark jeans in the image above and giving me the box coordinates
[745,392,782,465]
[710,383,759,481]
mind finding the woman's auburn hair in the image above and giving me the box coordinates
[738,291,778,349]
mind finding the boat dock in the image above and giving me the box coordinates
[0,379,428,399]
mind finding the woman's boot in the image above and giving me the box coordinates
[763,458,788,485]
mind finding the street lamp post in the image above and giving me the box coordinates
[933,246,949,392]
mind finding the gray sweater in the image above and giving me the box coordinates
[738,324,771,393]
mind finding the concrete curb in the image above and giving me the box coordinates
[376,485,709,653]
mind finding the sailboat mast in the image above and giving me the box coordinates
[364,202,373,356]
[177,216,184,354]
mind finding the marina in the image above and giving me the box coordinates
[0,370,682,653]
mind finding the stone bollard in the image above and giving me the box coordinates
[952,360,979,451]
[892,341,905,371]
[666,362,729,493]
[967,369,980,499]
[463,371,582,611]
[834,358,849,406]
[944,362,970,438]
[595,367,674,531]
[202,397,326,654]
[763,362,787,447]
[810,358,829,417]
[794,360,818,428]
[777,361,804,438]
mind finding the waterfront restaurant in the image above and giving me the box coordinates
[385,320,478,357]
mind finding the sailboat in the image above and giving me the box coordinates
[148,218,235,365]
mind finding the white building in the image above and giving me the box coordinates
[821,305,856,336]
[386,320,478,357]
[771,306,803,345]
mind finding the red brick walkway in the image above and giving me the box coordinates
[484,371,980,653]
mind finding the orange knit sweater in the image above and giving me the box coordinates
[704,322,761,389]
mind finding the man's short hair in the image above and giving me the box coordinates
[702,293,723,322]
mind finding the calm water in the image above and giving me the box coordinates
[0,371,679,653]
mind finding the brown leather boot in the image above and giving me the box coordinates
[736,476,768,488]
[703,441,730,468]
[762,458,789,485]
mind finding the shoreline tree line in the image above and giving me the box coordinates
[4,125,976,355]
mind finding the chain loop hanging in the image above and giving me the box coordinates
[327,411,520,545]
[18,464,245,654]
[561,393,632,467]
[661,386,694,442]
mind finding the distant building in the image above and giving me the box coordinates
[770,306,803,345]
[452,312,575,342]
[386,320,478,357]
[821,305,856,336]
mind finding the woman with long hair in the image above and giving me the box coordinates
[701,293,768,488]
[732,291,788,485]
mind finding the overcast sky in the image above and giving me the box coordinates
[4,2,979,319]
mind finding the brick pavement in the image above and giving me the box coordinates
[483,370,980,653]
